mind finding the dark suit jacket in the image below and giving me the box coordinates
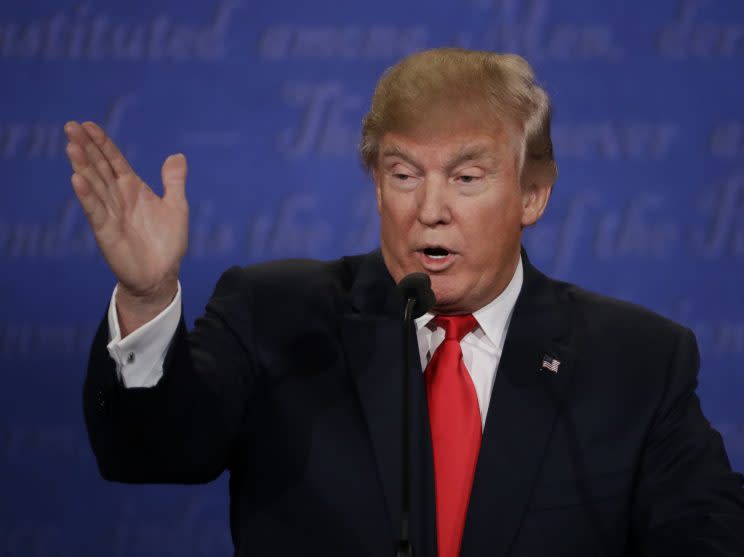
[84,249,744,556]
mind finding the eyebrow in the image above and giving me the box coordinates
[380,145,423,172]
[443,145,493,173]
[380,144,496,174]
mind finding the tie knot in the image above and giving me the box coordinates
[432,314,478,342]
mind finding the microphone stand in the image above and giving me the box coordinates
[397,297,416,557]
[395,272,434,557]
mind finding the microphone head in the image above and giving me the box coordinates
[397,273,436,318]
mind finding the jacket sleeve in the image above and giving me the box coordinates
[632,327,744,556]
[83,266,256,484]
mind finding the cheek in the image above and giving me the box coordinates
[461,199,522,257]
[380,195,414,236]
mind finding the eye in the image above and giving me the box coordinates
[388,169,419,191]
[457,174,481,185]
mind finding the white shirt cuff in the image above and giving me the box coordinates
[106,282,182,388]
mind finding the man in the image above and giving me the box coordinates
[66,49,744,556]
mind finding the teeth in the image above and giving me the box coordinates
[425,253,448,259]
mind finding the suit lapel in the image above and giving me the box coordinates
[340,312,402,537]
[461,255,576,557]
[339,251,437,556]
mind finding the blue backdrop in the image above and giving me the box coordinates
[1,0,743,554]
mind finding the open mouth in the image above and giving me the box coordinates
[422,247,450,259]
[417,246,456,271]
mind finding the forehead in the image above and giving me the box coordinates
[378,126,517,170]
[377,106,521,165]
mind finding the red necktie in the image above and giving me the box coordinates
[425,315,481,557]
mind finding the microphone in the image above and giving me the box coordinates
[395,273,436,557]
[397,273,436,320]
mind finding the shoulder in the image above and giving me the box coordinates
[532,267,695,364]
[534,271,701,405]
[564,281,689,340]
[206,252,370,315]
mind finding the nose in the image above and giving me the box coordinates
[416,175,451,227]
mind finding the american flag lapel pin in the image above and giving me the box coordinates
[541,354,560,374]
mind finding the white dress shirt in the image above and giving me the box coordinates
[107,258,525,429]
[414,258,523,430]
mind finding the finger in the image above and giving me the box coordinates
[64,121,96,156]
[82,121,135,179]
[161,153,188,204]
[78,123,125,211]
[75,122,117,188]
[64,122,92,172]
[66,141,115,210]
[71,173,107,231]
[64,122,112,187]
[63,120,83,143]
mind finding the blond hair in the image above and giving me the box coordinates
[360,48,557,187]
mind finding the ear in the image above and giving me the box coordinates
[520,178,553,227]
[372,167,383,214]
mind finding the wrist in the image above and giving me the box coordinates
[117,277,178,307]
[115,278,179,337]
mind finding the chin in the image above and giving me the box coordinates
[429,280,466,314]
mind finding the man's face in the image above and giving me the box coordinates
[374,120,550,314]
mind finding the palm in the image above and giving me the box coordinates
[64,121,188,296]
[98,173,187,293]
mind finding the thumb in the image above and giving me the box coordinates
[161,153,188,203]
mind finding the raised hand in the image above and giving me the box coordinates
[64,121,188,333]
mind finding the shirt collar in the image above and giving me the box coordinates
[414,256,524,350]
